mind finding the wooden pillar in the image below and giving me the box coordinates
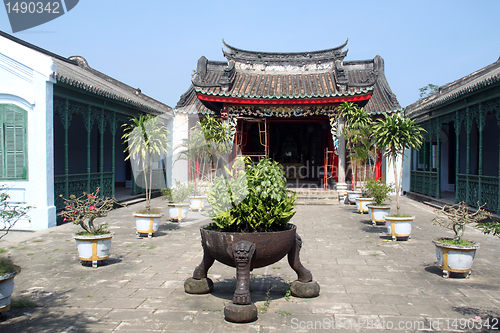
[110,112,117,197]
[496,105,500,213]
[62,99,71,198]
[84,105,94,193]
[436,120,441,199]
[465,107,472,205]
[478,103,485,205]
[98,108,106,193]
[455,112,461,204]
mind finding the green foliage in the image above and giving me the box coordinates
[365,179,394,205]
[433,202,492,241]
[162,181,195,203]
[206,157,297,232]
[419,84,440,99]
[372,113,425,214]
[477,220,500,239]
[178,115,232,187]
[60,187,119,235]
[436,238,475,246]
[0,256,20,275]
[1,185,32,240]
[122,114,171,211]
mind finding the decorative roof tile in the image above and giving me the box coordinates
[406,57,500,119]
[178,41,401,115]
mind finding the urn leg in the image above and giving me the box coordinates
[224,240,258,323]
[184,241,215,294]
[287,234,320,298]
[232,240,255,305]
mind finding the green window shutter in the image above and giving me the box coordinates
[1,104,27,180]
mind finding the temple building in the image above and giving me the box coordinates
[174,41,402,189]
[0,31,173,230]
[405,57,500,214]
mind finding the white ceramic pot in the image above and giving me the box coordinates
[74,232,115,268]
[346,191,362,204]
[0,270,19,313]
[355,197,374,213]
[385,216,414,241]
[367,205,391,225]
[133,212,164,238]
[188,196,207,211]
[168,203,189,221]
[433,239,480,278]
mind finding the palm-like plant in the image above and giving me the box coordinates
[372,113,425,215]
[338,102,372,189]
[122,114,171,212]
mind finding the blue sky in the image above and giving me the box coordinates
[1,0,499,109]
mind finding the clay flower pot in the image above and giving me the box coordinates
[355,197,374,214]
[385,216,414,241]
[168,203,189,221]
[346,190,362,204]
[367,205,391,225]
[0,269,20,313]
[188,196,207,212]
[433,238,480,278]
[74,232,115,268]
[133,212,164,238]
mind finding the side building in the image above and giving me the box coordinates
[174,41,401,190]
[0,31,173,230]
[405,57,500,214]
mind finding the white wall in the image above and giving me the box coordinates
[170,112,189,186]
[0,35,56,230]
[386,151,405,195]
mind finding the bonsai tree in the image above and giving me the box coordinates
[372,113,425,215]
[365,179,394,206]
[122,114,171,212]
[432,202,492,245]
[1,186,31,276]
[59,187,120,235]
[1,185,32,240]
[205,157,297,232]
[338,102,372,189]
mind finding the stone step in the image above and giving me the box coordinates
[291,189,340,205]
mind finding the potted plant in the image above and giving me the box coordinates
[183,157,320,323]
[122,114,170,237]
[60,187,120,267]
[162,181,192,222]
[432,202,491,278]
[372,113,425,240]
[187,182,207,212]
[354,188,374,214]
[365,179,394,225]
[0,186,31,313]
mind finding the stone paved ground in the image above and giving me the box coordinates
[1,196,499,332]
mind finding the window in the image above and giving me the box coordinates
[0,104,27,180]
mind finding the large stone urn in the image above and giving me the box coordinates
[184,223,320,323]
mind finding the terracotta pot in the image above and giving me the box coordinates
[355,197,374,213]
[385,216,414,241]
[74,232,115,268]
[0,269,20,313]
[433,238,480,278]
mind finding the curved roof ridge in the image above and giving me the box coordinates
[222,39,348,63]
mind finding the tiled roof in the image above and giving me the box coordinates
[175,85,215,115]
[0,30,172,116]
[53,56,173,115]
[178,41,401,115]
[406,57,500,119]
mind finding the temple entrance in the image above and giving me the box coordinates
[235,116,337,185]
